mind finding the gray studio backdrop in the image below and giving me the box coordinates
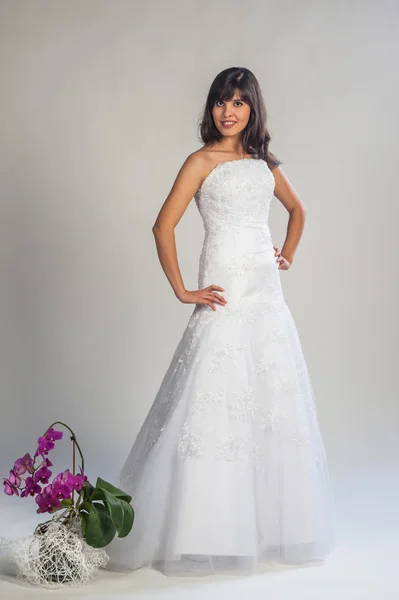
[0,0,398,506]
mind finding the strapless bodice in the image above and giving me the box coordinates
[194,158,275,235]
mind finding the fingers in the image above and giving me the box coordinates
[277,255,290,270]
[202,294,225,308]
[194,284,227,310]
[182,287,227,309]
[203,284,227,309]
[207,292,227,305]
[275,250,282,267]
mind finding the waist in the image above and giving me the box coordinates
[202,225,272,249]
[204,221,270,233]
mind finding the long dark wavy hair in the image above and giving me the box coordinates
[198,67,282,170]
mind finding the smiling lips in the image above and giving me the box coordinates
[221,121,236,128]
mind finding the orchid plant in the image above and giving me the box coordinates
[3,421,134,548]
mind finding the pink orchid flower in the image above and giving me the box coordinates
[13,453,35,476]
[20,476,42,498]
[3,470,21,496]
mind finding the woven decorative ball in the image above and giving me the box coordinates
[1,515,109,588]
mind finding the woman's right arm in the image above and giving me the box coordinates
[151,152,227,311]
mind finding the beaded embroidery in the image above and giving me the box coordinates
[120,158,327,482]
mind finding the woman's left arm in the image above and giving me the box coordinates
[271,166,307,267]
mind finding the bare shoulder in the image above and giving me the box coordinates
[161,149,211,207]
[152,151,210,229]
[184,145,254,185]
[183,147,213,174]
[173,148,214,190]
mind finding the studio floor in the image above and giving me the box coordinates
[0,468,397,600]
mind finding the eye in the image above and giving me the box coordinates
[215,100,244,107]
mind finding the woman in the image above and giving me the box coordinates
[106,66,336,576]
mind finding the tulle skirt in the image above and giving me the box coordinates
[105,293,336,576]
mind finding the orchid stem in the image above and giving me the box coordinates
[43,421,85,473]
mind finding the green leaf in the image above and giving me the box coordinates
[60,499,73,508]
[117,499,135,538]
[84,502,116,548]
[90,488,105,502]
[90,488,134,537]
[82,481,95,500]
[94,488,124,533]
[80,501,91,513]
[95,477,132,504]
[80,511,88,537]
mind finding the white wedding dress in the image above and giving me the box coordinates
[106,157,336,576]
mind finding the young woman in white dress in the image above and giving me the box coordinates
[106,66,336,576]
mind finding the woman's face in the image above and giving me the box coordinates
[211,89,251,138]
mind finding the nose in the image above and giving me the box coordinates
[223,104,234,117]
